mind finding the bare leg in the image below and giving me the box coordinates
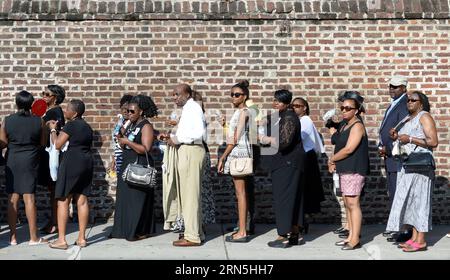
[232,177,247,238]
[7,193,20,244]
[343,196,351,243]
[73,194,89,243]
[416,231,426,246]
[346,195,362,246]
[23,193,39,242]
[54,196,71,245]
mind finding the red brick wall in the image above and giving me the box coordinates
[0,1,449,224]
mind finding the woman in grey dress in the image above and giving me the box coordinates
[387,91,438,252]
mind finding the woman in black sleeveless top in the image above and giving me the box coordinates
[0,90,48,246]
[47,99,93,249]
[328,91,369,250]
[38,84,66,235]
[110,95,158,241]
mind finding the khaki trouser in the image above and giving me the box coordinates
[177,144,205,243]
[162,145,181,229]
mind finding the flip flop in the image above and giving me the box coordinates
[29,237,49,246]
[73,240,87,248]
[49,241,68,250]
[9,240,18,246]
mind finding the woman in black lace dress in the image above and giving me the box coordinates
[259,89,305,248]
[110,94,158,241]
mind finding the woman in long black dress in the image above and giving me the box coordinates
[38,84,66,235]
[110,94,158,241]
[259,89,306,248]
[47,99,93,249]
[0,90,48,246]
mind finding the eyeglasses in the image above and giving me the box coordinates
[42,91,55,97]
[389,85,401,89]
[230,92,245,98]
[127,109,136,114]
[340,106,357,112]
[407,99,420,103]
[292,104,305,109]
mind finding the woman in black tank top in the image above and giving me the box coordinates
[328,91,369,251]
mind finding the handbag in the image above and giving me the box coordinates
[122,151,157,190]
[229,115,253,177]
[402,151,435,172]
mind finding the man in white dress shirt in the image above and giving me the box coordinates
[167,84,206,247]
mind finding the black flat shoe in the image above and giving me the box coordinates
[341,243,362,250]
[339,232,361,239]
[267,237,291,248]
[225,234,249,243]
[333,227,348,234]
[288,233,300,245]
[382,230,394,237]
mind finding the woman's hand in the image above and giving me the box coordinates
[389,128,398,140]
[46,120,58,130]
[328,160,336,173]
[398,134,410,144]
[166,119,178,127]
[116,135,130,146]
[217,157,225,174]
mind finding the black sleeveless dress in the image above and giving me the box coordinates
[5,113,42,194]
[38,106,65,186]
[55,118,93,198]
[110,119,155,240]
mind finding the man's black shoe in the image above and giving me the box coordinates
[395,231,413,243]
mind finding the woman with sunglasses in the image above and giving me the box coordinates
[386,91,438,252]
[110,94,159,241]
[38,84,66,235]
[259,89,305,248]
[47,99,93,249]
[218,80,252,243]
[328,91,369,250]
[291,97,325,234]
[0,90,48,246]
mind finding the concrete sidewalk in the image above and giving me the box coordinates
[0,222,449,260]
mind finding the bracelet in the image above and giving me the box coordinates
[409,136,413,144]
[50,129,57,133]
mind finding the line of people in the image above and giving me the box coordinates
[1,77,440,253]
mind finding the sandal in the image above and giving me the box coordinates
[402,241,427,252]
[49,241,68,250]
[28,237,49,246]
[73,240,87,248]
[225,233,249,243]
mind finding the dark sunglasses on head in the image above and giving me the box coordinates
[292,104,305,109]
[127,109,136,114]
[340,106,357,112]
[407,98,420,103]
[230,92,245,98]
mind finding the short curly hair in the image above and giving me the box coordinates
[130,94,158,118]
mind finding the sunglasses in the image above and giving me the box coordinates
[230,92,245,98]
[389,85,401,89]
[407,99,420,103]
[127,109,136,114]
[292,104,305,109]
[340,106,357,112]
[42,91,55,97]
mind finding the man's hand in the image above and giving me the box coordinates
[378,146,387,158]
[398,134,410,144]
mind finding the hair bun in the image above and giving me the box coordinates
[239,80,249,88]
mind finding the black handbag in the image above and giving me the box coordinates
[122,151,157,190]
[402,152,435,172]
